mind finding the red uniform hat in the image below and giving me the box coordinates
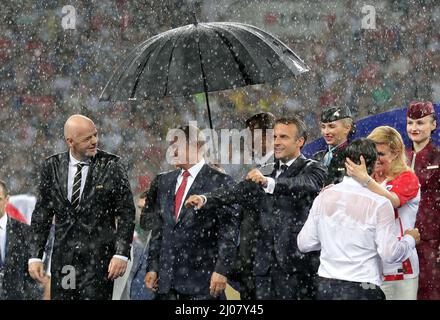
[407,101,435,119]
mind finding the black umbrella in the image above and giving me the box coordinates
[100,21,309,129]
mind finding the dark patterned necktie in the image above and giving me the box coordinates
[71,163,84,210]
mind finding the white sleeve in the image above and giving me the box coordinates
[113,255,129,261]
[263,177,276,194]
[297,196,321,252]
[375,201,415,264]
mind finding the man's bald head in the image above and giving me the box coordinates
[64,115,95,140]
[64,114,98,160]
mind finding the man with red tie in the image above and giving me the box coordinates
[144,124,239,300]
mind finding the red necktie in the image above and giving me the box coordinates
[174,170,190,220]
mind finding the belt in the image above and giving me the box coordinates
[319,277,379,289]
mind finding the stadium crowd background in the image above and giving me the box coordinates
[0,0,439,195]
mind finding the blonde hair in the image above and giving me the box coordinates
[340,117,353,129]
[367,126,411,179]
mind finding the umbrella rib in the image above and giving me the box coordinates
[195,28,214,130]
[211,29,254,85]
[163,30,187,97]
[129,35,175,99]
[102,35,161,101]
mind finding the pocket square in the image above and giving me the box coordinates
[96,185,104,189]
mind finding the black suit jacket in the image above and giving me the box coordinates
[205,155,327,277]
[2,216,40,299]
[146,164,239,296]
[29,149,135,299]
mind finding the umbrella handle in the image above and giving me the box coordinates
[204,90,214,131]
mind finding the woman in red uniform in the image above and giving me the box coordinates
[346,126,421,299]
[406,101,440,300]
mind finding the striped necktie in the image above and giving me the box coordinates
[71,163,84,210]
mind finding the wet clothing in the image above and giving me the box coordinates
[29,149,135,300]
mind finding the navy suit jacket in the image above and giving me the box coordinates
[146,164,239,295]
[2,216,40,299]
[206,155,327,276]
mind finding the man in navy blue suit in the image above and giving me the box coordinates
[0,180,40,299]
[144,125,239,300]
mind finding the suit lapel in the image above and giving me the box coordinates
[58,152,69,201]
[176,164,209,224]
[280,155,306,178]
[80,155,97,206]
[4,216,15,267]
[165,170,180,224]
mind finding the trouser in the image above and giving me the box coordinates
[51,252,113,300]
[255,260,301,300]
[380,277,418,300]
[158,288,220,300]
[316,277,385,300]
[237,271,256,300]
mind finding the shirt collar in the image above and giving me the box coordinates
[0,213,7,230]
[69,151,90,166]
[342,176,363,187]
[180,158,206,178]
[280,155,299,168]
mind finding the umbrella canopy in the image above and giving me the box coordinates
[100,21,309,128]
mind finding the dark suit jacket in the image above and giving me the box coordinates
[29,149,136,299]
[146,164,239,296]
[205,155,327,278]
[2,216,40,300]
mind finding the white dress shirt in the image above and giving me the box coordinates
[0,213,7,263]
[263,156,298,194]
[297,177,416,286]
[175,158,205,218]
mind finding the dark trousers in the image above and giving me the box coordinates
[158,288,220,300]
[239,272,256,300]
[51,252,113,300]
[255,261,300,300]
[316,277,385,300]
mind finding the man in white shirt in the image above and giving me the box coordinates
[297,138,420,300]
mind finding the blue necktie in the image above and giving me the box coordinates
[323,145,337,166]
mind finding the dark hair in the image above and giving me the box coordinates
[275,116,308,145]
[344,138,378,175]
[0,180,9,197]
[245,112,276,131]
